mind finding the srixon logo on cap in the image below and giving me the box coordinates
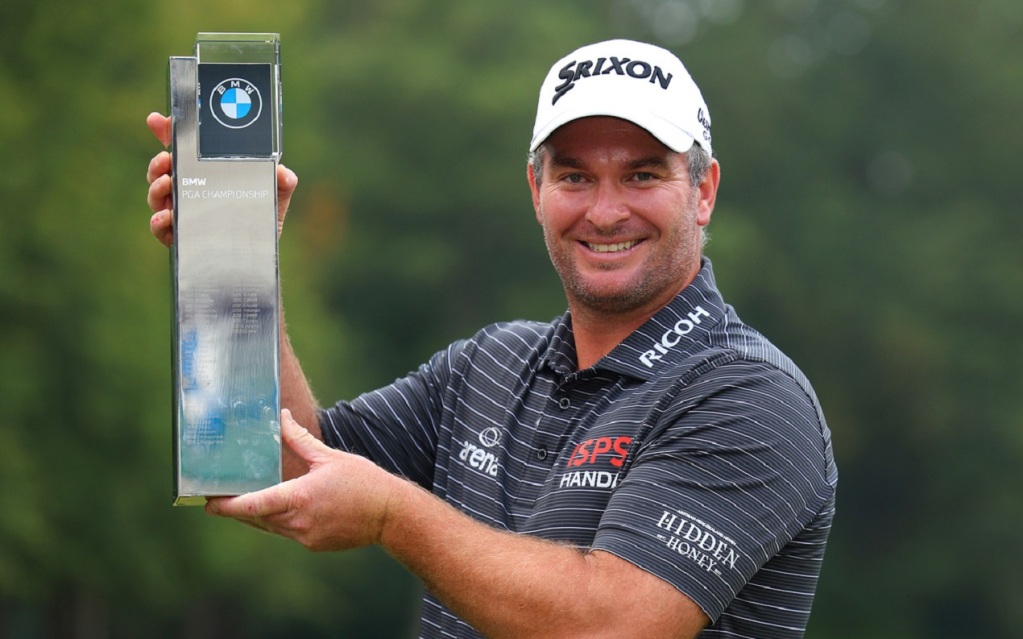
[552,56,673,105]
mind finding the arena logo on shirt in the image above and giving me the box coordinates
[654,509,741,577]
[638,306,711,368]
[559,436,632,489]
[457,427,502,478]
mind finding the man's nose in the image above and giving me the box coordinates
[584,182,630,230]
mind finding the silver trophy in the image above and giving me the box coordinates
[169,33,282,505]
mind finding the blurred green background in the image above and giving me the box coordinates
[2,0,1021,637]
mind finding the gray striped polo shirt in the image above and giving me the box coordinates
[320,258,837,638]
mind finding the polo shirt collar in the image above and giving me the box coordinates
[542,258,728,381]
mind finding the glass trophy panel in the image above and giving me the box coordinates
[169,33,283,505]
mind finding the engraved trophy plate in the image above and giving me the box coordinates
[169,33,282,505]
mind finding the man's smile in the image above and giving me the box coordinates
[583,239,640,253]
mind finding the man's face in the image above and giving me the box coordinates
[529,116,717,320]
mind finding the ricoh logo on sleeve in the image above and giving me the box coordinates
[655,509,741,577]
[638,306,710,368]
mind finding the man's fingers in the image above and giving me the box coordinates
[278,164,298,198]
[147,112,172,147]
[206,485,291,521]
[147,173,172,212]
[147,151,172,186]
[276,164,298,233]
[150,210,174,247]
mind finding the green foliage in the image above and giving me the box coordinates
[1,0,1021,636]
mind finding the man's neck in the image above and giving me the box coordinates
[568,302,664,370]
[567,261,704,370]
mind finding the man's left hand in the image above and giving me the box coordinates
[205,409,397,552]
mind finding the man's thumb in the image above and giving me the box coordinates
[280,408,327,463]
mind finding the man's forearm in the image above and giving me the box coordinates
[378,478,707,639]
[279,304,321,478]
[204,413,707,636]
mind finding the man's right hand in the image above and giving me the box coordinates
[144,112,299,247]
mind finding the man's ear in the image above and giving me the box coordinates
[696,159,721,228]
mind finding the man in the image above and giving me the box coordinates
[147,39,836,639]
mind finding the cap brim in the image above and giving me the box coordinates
[530,104,698,153]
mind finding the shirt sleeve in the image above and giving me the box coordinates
[590,358,834,621]
[318,339,467,489]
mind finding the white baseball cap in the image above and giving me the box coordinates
[530,39,712,155]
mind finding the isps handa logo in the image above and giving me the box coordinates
[210,78,263,129]
[558,436,632,489]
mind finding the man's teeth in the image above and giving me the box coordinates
[587,240,637,253]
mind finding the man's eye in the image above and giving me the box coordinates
[633,172,655,182]
[564,174,584,183]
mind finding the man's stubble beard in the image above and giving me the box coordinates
[542,213,700,318]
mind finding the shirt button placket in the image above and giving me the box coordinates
[535,395,570,463]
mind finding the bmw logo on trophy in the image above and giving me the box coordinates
[210,77,264,128]
[167,33,283,505]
